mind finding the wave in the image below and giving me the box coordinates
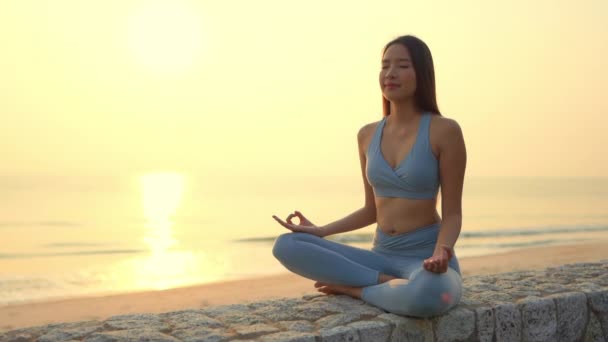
[235,225,608,244]
[459,238,588,249]
[41,242,115,248]
[0,220,83,228]
[0,249,145,259]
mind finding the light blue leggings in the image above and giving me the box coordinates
[272,222,463,318]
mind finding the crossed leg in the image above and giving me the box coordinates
[272,232,405,288]
[272,232,462,317]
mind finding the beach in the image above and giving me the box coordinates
[2,240,608,333]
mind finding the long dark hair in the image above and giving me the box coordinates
[381,35,442,117]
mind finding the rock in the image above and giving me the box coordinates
[102,314,171,332]
[585,311,606,342]
[377,313,433,341]
[346,320,391,342]
[518,297,557,342]
[475,307,495,342]
[548,292,587,342]
[495,303,522,342]
[433,307,475,342]
[319,325,359,342]
[587,291,608,339]
[84,329,180,342]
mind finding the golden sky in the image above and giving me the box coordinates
[1,0,607,195]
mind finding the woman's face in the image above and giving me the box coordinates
[379,43,417,102]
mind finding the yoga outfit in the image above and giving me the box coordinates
[272,112,463,318]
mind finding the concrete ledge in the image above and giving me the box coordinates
[1,261,607,341]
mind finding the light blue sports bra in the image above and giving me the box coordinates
[366,112,440,199]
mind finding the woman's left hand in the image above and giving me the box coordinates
[423,245,454,273]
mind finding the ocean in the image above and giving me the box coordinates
[1,176,607,306]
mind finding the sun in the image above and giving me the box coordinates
[127,0,205,73]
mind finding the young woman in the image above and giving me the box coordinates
[271,34,467,318]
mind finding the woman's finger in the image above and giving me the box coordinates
[272,216,287,228]
[272,215,296,231]
[286,213,296,224]
[294,210,313,225]
[423,259,432,271]
[428,259,440,273]
[272,215,283,224]
[272,215,287,225]
[436,258,445,273]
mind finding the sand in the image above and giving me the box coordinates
[2,241,608,332]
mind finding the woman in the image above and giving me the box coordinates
[271,34,466,318]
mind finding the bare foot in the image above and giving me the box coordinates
[313,276,409,300]
[314,281,362,299]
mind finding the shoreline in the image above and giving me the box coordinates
[2,240,608,332]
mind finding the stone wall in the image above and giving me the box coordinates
[1,261,607,341]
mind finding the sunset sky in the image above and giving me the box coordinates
[2,0,607,196]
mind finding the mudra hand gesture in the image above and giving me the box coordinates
[272,210,325,238]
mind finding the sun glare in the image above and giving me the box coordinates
[127,0,205,73]
[140,172,184,225]
[135,172,198,290]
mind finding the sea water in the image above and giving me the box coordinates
[1,176,606,305]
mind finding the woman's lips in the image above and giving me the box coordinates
[385,85,400,89]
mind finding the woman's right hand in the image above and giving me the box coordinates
[272,210,326,238]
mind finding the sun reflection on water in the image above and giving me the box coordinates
[131,172,198,290]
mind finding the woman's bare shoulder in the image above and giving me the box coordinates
[357,119,382,155]
[429,114,465,157]
[430,114,463,138]
[357,119,382,141]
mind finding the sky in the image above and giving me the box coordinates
[1,0,607,196]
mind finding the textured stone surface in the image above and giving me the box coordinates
[550,292,588,342]
[434,307,475,342]
[103,313,171,332]
[346,320,391,342]
[263,331,317,342]
[38,324,103,342]
[586,311,606,342]
[84,329,181,342]
[319,325,359,342]
[589,291,608,338]
[377,313,433,342]
[475,307,495,342]
[2,261,608,341]
[518,296,557,342]
[495,303,522,342]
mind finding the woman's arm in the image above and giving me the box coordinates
[424,117,467,273]
[320,124,378,237]
[435,117,467,253]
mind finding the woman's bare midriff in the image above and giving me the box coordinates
[375,196,441,236]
